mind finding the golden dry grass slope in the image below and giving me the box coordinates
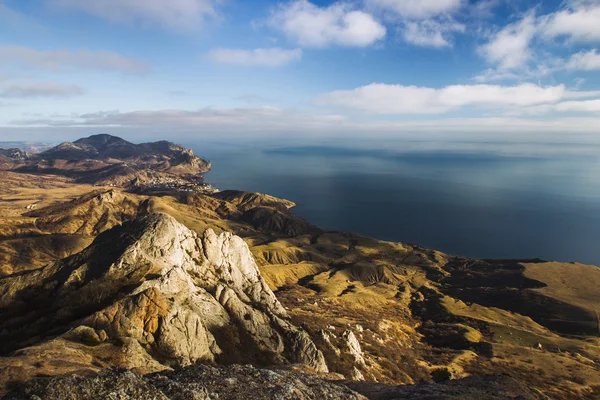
[0,172,599,399]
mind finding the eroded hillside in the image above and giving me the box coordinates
[0,167,599,399]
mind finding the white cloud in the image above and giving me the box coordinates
[366,0,465,48]
[477,1,600,80]
[541,3,600,42]
[402,19,465,48]
[566,49,600,70]
[8,107,348,131]
[473,68,524,83]
[236,94,275,104]
[8,107,600,137]
[563,89,600,99]
[468,0,502,19]
[49,0,220,31]
[512,99,600,116]
[0,82,84,98]
[208,48,302,67]
[476,3,600,81]
[0,45,148,74]
[473,57,568,82]
[317,82,599,115]
[366,0,463,19]
[554,99,600,112]
[268,0,386,47]
[479,13,537,70]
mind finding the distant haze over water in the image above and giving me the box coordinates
[188,138,600,266]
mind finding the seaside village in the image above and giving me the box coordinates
[129,173,219,194]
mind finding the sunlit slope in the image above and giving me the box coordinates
[524,261,600,335]
[0,179,599,398]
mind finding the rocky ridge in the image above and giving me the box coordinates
[0,149,30,170]
[0,213,327,385]
[1,134,211,187]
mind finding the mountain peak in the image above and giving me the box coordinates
[74,134,133,147]
[7,134,212,187]
[0,213,327,376]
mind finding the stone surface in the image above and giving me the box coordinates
[0,213,327,386]
[346,375,548,400]
[342,330,366,367]
[3,365,365,400]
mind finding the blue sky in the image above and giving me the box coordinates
[1,0,600,142]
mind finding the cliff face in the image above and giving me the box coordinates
[0,213,327,382]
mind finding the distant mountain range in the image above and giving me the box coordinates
[0,134,211,187]
[0,142,55,154]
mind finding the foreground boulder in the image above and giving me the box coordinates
[0,213,327,389]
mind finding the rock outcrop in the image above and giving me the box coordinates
[341,330,366,367]
[3,365,365,400]
[0,149,30,170]
[0,213,327,382]
[0,149,29,161]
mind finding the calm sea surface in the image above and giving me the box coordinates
[187,139,600,265]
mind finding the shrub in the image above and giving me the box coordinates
[431,368,452,383]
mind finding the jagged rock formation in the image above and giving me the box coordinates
[341,330,366,367]
[0,213,327,387]
[3,365,366,400]
[0,186,319,278]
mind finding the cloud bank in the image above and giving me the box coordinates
[0,82,84,98]
[317,83,600,115]
[0,45,148,74]
[208,48,302,67]
[49,0,221,31]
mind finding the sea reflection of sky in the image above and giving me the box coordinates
[191,139,600,265]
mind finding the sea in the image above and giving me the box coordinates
[187,138,600,266]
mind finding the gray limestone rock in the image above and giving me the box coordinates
[0,213,327,374]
